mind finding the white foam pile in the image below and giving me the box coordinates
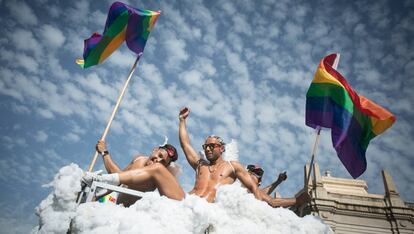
[32,164,333,234]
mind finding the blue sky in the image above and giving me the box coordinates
[0,0,413,232]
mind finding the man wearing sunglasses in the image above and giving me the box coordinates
[245,164,307,207]
[179,107,308,207]
[246,164,287,195]
[82,140,185,206]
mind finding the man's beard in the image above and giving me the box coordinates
[207,152,220,162]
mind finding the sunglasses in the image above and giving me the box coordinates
[247,164,264,177]
[202,143,222,150]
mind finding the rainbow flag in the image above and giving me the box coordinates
[306,54,396,178]
[76,2,160,68]
[98,194,117,203]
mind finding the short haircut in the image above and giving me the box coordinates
[206,135,226,146]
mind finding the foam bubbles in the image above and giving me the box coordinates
[32,163,83,233]
[33,164,332,234]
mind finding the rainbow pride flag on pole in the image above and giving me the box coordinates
[306,54,396,178]
[76,2,160,68]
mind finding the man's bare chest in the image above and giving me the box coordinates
[197,163,233,182]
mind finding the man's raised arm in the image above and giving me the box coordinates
[178,107,200,170]
[262,171,287,195]
[231,161,264,199]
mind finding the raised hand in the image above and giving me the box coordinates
[179,107,190,120]
[277,171,287,182]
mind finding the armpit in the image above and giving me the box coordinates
[196,159,209,172]
[198,159,209,166]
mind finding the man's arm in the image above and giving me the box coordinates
[231,161,265,199]
[178,107,201,170]
[261,171,287,195]
[232,161,298,208]
[96,140,122,173]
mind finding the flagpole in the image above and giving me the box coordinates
[87,53,142,172]
[305,53,340,188]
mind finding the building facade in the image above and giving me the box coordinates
[292,163,414,234]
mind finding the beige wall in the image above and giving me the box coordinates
[291,163,414,234]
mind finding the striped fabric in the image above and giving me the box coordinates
[76,2,160,68]
[306,54,396,178]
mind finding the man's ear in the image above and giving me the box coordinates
[166,157,172,166]
[220,145,225,153]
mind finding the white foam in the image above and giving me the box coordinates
[223,139,239,162]
[32,163,83,233]
[33,164,332,234]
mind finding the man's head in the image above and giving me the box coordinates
[202,135,225,162]
[149,144,178,167]
[247,164,264,186]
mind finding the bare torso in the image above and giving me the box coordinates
[189,160,236,202]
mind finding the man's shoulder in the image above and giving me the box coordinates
[131,155,148,163]
[228,160,241,166]
[228,160,244,171]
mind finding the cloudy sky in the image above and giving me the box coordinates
[0,0,413,232]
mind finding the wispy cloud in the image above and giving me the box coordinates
[0,1,413,232]
[5,1,38,26]
[161,29,189,71]
[38,24,66,48]
[34,130,48,143]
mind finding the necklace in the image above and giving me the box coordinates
[208,165,216,173]
[208,161,222,173]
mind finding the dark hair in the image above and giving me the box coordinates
[247,164,264,182]
[160,144,178,162]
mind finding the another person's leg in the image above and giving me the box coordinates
[119,163,185,200]
[145,163,185,200]
[84,164,185,200]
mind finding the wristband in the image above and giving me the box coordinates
[101,150,109,156]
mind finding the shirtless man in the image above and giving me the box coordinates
[82,141,185,206]
[178,107,307,207]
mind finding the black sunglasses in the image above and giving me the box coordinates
[247,164,264,177]
[202,143,221,150]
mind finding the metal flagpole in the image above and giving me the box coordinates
[305,127,322,187]
[87,53,142,172]
[305,53,340,188]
